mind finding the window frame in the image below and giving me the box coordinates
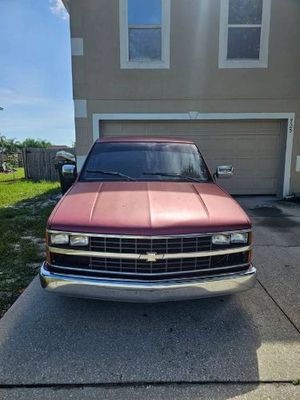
[218,0,271,68]
[119,0,171,69]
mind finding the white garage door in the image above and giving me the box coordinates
[101,120,285,195]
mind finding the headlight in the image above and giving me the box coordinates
[70,235,89,246]
[230,232,248,244]
[212,232,249,245]
[50,233,69,245]
[212,234,230,245]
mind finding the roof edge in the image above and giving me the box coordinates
[61,0,70,13]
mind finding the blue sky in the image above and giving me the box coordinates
[0,0,75,146]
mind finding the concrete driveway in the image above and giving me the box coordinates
[0,198,299,399]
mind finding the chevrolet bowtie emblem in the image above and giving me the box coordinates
[145,252,159,262]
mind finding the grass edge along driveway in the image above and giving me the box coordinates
[0,169,60,317]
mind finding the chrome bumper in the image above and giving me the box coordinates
[40,263,256,303]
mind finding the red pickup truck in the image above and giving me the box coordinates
[40,137,256,302]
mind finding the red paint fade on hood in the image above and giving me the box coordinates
[48,182,251,235]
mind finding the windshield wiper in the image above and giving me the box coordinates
[86,169,137,181]
[143,172,205,182]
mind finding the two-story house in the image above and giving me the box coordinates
[62,0,300,197]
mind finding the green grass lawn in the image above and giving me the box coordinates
[0,168,60,317]
[0,167,25,182]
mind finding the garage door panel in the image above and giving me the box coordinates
[101,119,284,195]
[206,158,279,177]
[207,156,279,169]
[199,137,280,157]
[103,120,281,136]
[220,178,278,195]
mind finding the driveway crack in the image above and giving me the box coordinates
[0,380,296,389]
[255,272,300,335]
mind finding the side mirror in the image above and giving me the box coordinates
[215,165,234,179]
[61,164,77,194]
[62,164,76,179]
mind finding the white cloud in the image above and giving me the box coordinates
[0,88,47,106]
[49,0,68,19]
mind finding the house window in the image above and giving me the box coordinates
[219,0,271,68]
[119,0,170,69]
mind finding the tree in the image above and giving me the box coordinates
[0,136,20,171]
[0,136,53,153]
[0,136,21,153]
[21,138,52,148]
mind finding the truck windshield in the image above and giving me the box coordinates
[80,142,211,182]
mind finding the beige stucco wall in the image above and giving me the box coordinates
[69,0,300,195]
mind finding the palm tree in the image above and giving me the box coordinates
[0,135,7,155]
[0,136,21,153]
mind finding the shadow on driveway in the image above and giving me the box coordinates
[1,278,264,400]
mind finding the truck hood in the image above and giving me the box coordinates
[48,182,251,235]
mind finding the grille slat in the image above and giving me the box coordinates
[89,256,211,274]
[50,254,250,280]
[89,256,211,275]
[91,236,211,254]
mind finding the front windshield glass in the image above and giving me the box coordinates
[80,142,211,182]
